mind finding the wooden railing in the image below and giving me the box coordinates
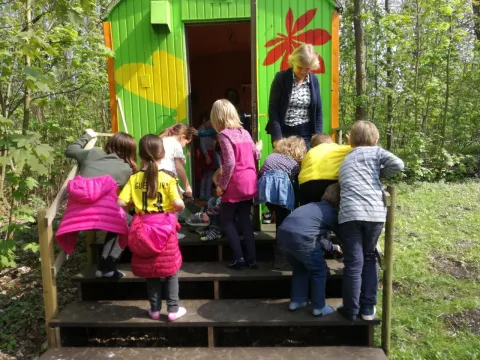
[37,134,111,347]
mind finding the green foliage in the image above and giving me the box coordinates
[341,0,480,181]
[381,182,480,359]
[0,0,111,268]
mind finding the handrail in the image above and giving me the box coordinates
[45,136,99,226]
[37,133,112,347]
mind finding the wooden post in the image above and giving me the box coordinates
[382,185,396,357]
[37,209,59,348]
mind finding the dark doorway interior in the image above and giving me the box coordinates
[186,21,251,198]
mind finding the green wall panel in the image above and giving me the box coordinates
[256,0,335,161]
[181,0,250,21]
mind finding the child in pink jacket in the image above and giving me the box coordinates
[210,99,262,270]
[118,134,186,322]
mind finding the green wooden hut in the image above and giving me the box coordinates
[103,0,341,181]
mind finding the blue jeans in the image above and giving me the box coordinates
[339,221,383,315]
[285,247,327,310]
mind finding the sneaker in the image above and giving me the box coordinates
[177,232,186,240]
[289,302,307,312]
[262,212,272,224]
[228,259,246,270]
[168,307,187,322]
[184,197,202,214]
[246,260,258,269]
[186,212,209,227]
[360,305,377,321]
[200,228,222,241]
[95,257,124,279]
[313,305,334,317]
[337,305,357,322]
[148,309,160,320]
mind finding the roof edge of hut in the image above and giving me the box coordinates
[103,0,124,20]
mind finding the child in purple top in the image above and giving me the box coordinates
[211,99,262,270]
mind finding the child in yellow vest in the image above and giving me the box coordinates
[298,134,352,205]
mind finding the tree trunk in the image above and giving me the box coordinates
[440,17,453,149]
[23,0,32,135]
[413,0,420,132]
[385,0,394,150]
[473,0,480,41]
[354,0,366,121]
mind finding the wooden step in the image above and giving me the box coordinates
[50,299,379,328]
[74,261,344,301]
[74,260,344,282]
[41,346,387,360]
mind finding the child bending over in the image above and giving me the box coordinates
[298,133,352,205]
[277,183,343,316]
[337,121,404,321]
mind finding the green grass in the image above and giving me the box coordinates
[380,182,480,360]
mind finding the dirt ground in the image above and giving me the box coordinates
[0,234,86,360]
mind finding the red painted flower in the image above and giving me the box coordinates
[263,8,332,74]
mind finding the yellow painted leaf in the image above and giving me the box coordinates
[115,50,187,122]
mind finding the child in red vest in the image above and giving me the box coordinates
[118,135,186,322]
[210,99,262,269]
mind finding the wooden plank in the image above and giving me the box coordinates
[73,260,344,283]
[45,137,98,226]
[103,21,118,133]
[207,326,215,348]
[382,185,396,357]
[41,347,387,360]
[49,299,380,328]
[331,12,340,135]
[213,280,219,299]
[37,208,58,348]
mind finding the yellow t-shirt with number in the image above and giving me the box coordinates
[118,170,180,214]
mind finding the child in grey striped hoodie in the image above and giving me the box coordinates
[337,121,404,321]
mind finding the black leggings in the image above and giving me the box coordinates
[298,180,338,206]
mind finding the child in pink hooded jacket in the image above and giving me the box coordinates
[118,134,186,322]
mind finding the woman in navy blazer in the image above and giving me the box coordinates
[266,44,323,149]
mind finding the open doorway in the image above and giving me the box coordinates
[186,21,251,199]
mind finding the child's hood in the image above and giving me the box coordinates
[67,175,117,204]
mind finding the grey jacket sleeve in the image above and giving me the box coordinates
[379,148,405,178]
[65,133,93,162]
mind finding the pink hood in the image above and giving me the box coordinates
[128,213,182,278]
[56,175,129,254]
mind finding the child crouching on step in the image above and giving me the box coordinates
[337,121,404,322]
[277,183,343,317]
[118,135,187,322]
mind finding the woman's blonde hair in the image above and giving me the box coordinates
[274,136,307,164]
[210,99,242,132]
[288,44,320,70]
[350,120,380,147]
